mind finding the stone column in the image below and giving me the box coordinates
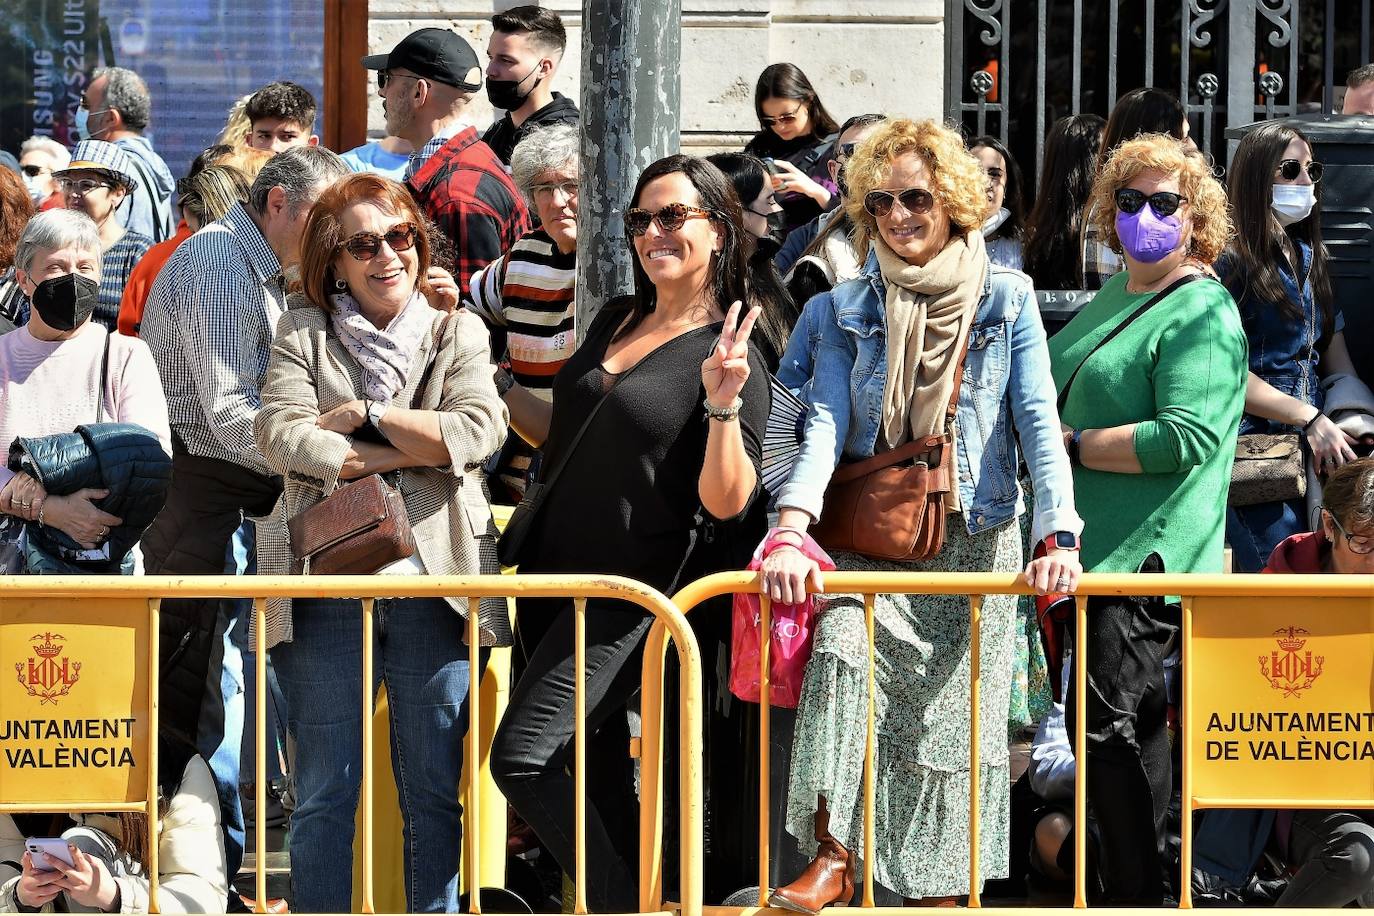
[575,0,682,340]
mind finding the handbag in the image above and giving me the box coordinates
[1228,434,1305,507]
[497,350,650,568]
[811,335,970,563]
[287,313,450,575]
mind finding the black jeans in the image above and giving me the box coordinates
[491,599,654,912]
[1066,587,1176,904]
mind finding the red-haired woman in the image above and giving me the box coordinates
[254,173,508,913]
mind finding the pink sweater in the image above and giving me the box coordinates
[0,322,171,489]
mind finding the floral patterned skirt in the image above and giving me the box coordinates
[783,519,1021,898]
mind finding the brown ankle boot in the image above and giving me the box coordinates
[768,799,856,914]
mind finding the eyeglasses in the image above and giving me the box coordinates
[863,187,936,219]
[1277,158,1324,182]
[623,203,715,237]
[339,223,419,260]
[377,71,421,90]
[1326,508,1374,555]
[19,165,50,178]
[836,142,859,160]
[760,104,804,128]
[57,178,114,196]
[532,181,579,199]
[1114,188,1188,218]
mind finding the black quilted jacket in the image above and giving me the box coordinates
[7,422,172,572]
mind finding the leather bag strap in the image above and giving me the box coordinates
[1057,274,1200,412]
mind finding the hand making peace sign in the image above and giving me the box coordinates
[702,300,763,410]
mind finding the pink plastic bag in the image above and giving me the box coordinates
[729,530,836,708]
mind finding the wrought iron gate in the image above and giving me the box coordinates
[944,0,1373,178]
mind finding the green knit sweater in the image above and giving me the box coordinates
[1049,273,1247,574]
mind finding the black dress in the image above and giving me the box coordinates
[490,297,770,912]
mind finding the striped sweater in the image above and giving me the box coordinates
[467,228,577,401]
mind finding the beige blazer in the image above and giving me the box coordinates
[253,296,511,648]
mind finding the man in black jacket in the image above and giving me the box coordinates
[481,6,579,165]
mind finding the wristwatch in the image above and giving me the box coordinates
[1067,428,1084,466]
[494,367,516,398]
[1044,531,1081,552]
[366,399,390,428]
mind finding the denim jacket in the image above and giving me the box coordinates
[1218,240,1344,436]
[776,249,1082,541]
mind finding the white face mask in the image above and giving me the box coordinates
[981,207,1010,238]
[21,174,45,205]
[1272,183,1316,227]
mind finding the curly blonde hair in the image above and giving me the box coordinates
[1087,133,1233,264]
[843,118,988,254]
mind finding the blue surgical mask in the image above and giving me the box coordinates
[74,107,108,141]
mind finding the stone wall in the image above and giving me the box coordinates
[364,0,946,153]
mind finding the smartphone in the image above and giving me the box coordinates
[25,837,74,871]
[762,157,785,190]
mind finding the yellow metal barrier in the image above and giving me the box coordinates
[659,571,1374,912]
[0,574,706,916]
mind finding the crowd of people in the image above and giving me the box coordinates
[1,8,1373,912]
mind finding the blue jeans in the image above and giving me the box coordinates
[272,597,485,913]
[1226,499,1311,573]
[196,521,253,888]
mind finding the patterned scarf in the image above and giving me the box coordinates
[328,290,435,405]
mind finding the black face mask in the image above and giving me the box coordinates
[30,273,99,331]
[836,166,850,201]
[486,64,542,111]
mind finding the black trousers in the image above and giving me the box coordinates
[491,599,653,912]
[1065,585,1176,904]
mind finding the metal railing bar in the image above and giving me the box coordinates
[360,597,376,915]
[862,592,877,908]
[253,597,269,913]
[1180,597,1194,909]
[1072,595,1087,910]
[147,597,162,915]
[968,594,983,907]
[574,597,589,915]
[758,596,772,907]
[467,596,483,915]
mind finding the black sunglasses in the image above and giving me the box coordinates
[863,187,936,219]
[377,70,422,90]
[836,141,859,160]
[339,223,419,261]
[19,165,49,178]
[1277,159,1323,182]
[623,203,715,237]
[1114,188,1187,218]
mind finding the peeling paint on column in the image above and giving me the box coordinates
[575,0,682,343]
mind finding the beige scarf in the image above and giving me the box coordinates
[873,230,989,452]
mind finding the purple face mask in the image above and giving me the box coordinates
[1115,205,1184,264]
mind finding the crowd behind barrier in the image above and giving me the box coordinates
[2,6,1374,913]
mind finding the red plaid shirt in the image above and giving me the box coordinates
[408,127,531,295]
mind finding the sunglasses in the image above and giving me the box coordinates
[339,223,419,261]
[760,104,804,128]
[1114,188,1188,218]
[836,141,858,160]
[377,70,421,90]
[19,165,50,178]
[623,203,715,237]
[863,187,936,219]
[1277,158,1323,182]
[57,178,114,195]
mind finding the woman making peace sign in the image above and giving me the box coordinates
[491,155,771,912]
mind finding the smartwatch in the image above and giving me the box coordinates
[1044,531,1081,552]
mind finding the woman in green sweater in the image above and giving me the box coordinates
[1047,133,1246,902]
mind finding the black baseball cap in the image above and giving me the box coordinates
[361,28,482,91]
